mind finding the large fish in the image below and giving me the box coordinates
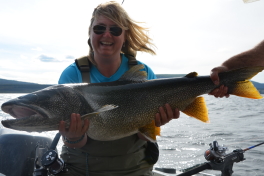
[1,65,263,141]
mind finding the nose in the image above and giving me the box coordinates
[102,29,112,37]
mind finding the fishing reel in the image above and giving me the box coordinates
[178,141,245,176]
[41,149,65,175]
[33,133,67,176]
[205,141,245,176]
[204,141,228,163]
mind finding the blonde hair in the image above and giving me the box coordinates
[87,1,156,64]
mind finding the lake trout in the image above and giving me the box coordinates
[1,65,263,141]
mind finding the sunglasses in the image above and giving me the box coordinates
[93,25,123,36]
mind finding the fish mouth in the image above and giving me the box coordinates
[1,102,54,132]
[1,103,49,120]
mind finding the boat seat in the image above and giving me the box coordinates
[0,129,53,176]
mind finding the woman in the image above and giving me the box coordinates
[58,1,179,176]
[57,1,264,175]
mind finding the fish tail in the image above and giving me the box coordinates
[231,80,262,99]
[139,120,160,142]
[221,66,264,99]
[182,97,209,123]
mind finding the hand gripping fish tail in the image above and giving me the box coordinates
[218,66,263,99]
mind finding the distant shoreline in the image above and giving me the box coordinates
[0,85,53,93]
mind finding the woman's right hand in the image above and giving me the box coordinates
[59,113,89,148]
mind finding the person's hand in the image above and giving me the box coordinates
[155,103,180,127]
[209,66,230,98]
[59,113,89,141]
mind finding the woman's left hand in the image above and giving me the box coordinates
[155,103,180,127]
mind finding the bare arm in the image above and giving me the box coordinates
[209,40,264,98]
[222,40,264,69]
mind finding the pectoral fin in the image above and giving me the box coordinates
[182,97,209,123]
[139,120,160,142]
[81,104,118,120]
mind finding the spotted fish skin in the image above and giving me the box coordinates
[1,65,263,141]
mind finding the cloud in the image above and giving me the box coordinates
[31,47,43,51]
[65,55,75,60]
[37,54,76,63]
[38,55,57,62]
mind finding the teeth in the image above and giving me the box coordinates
[101,42,112,45]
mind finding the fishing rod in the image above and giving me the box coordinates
[243,141,264,151]
[31,134,264,176]
[177,140,264,176]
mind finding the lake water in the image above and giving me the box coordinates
[0,93,263,176]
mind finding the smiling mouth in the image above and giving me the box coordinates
[100,41,113,46]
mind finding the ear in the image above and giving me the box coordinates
[88,38,93,51]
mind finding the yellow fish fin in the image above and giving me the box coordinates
[182,97,209,123]
[81,104,118,120]
[232,80,263,99]
[139,120,160,142]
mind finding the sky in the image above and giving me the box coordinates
[0,0,264,84]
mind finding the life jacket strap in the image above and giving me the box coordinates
[75,56,91,83]
[75,55,138,83]
[125,54,138,69]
